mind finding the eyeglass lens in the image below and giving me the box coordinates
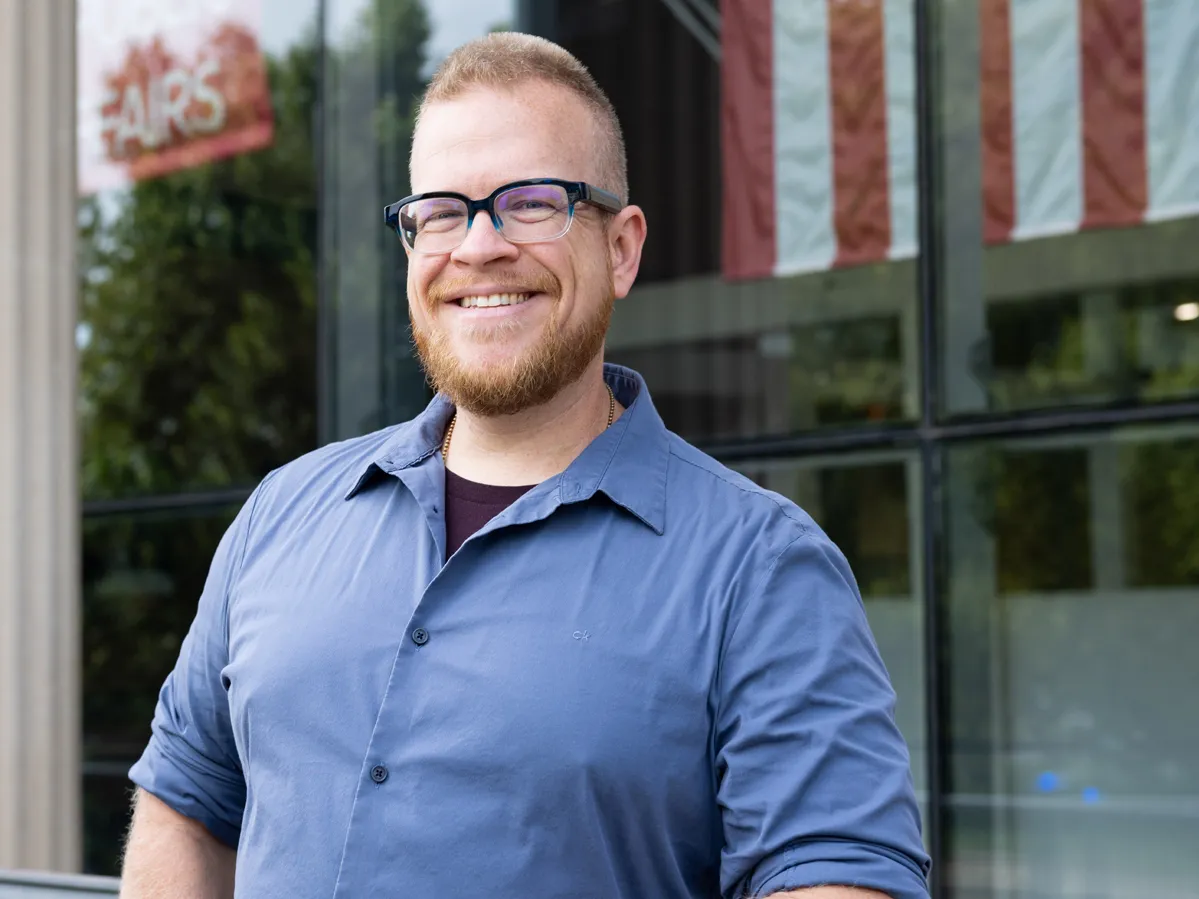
[398,183,572,253]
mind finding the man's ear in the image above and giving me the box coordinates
[608,205,647,300]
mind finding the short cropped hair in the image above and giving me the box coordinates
[416,32,628,204]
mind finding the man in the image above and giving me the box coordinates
[121,32,930,899]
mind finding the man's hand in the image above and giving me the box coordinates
[119,789,236,898]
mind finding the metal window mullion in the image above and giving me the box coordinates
[316,0,334,447]
[82,488,254,519]
[913,0,947,895]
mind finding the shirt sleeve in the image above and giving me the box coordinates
[715,524,932,899]
[127,477,272,849]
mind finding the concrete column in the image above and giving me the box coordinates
[0,0,81,873]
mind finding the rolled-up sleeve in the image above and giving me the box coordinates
[128,477,271,849]
[715,525,931,899]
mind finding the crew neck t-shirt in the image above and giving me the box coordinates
[444,469,535,558]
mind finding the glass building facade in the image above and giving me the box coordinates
[62,0,1199,895]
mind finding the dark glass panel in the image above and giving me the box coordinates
[81,505,238,874]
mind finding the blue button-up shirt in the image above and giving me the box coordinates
[130,364,930,899]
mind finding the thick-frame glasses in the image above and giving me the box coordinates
[383,178,624,255]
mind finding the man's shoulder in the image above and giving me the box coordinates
[662,432,816,542]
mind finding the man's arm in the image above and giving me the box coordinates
[716,527,930,899]
[120,788,236,898]
[124,481,275,893]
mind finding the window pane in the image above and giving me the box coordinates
[937,0,1199,417]
[574,1,920,442]
[82,773,136,879]
[82,505,239,875]
[608,273,918,442]
[322,0,920,443]
[322,0,517,439]
[992,447,1092,594]
[943,427,1199,898]
[78,0,321,500]
[738,454,926,805]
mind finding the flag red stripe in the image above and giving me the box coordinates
[1079,0,1148,228]
[827,0,891,267]
[721,0,776,280]
[980,0,1015,243]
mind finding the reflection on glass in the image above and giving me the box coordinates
[982,268,1199,413]
[738,454,925,799]
[77,0,322,500]
[939,0,1199,416]
[586,0,919,442]
[609,268,918,443]
[323,0,516,439]
[82,506,238,874]
[321,0,920,443]
[944,428,1199,899]
[991,447,1092,594]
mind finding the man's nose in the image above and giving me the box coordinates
[451,209,519,265]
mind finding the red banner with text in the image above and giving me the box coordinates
[78,0,275,195]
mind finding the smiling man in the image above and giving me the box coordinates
[119,33,930,899]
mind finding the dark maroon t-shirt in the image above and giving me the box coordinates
[444,469,535,558]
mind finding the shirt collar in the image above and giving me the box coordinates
[562,364,668,534]
[345,364,669,535]
[343,393,453,500]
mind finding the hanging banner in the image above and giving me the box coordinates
[979,0,1199,243]
[77,0,275,195]
[721,0,1199,281]
[721,0,917,281]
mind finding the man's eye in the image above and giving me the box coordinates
[419,210,464,231]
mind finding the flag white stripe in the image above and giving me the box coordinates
[1144,0,1199,221]
[1010,0,1083,239]
[773,0,836,276]
[884,0,917,260]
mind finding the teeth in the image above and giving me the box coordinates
[458,293,531,308]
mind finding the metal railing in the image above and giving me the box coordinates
[0,871,119,896]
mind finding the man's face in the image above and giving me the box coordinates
[406,82,640,416]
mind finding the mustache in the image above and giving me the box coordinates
[425,271,561,307]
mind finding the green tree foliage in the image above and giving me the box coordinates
[79,40,320,500]
[78,0,433,500]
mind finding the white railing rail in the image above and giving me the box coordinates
[0,870,119,896]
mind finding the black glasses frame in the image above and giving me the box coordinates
[383,178,625,252]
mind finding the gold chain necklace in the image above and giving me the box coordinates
[442,384,615,463]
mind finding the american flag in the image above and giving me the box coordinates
[720,0,1199,281]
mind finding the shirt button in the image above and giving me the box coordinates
[411,627,429,646]
[370,765,388,784]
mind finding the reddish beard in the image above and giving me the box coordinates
[411,270,615,416]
